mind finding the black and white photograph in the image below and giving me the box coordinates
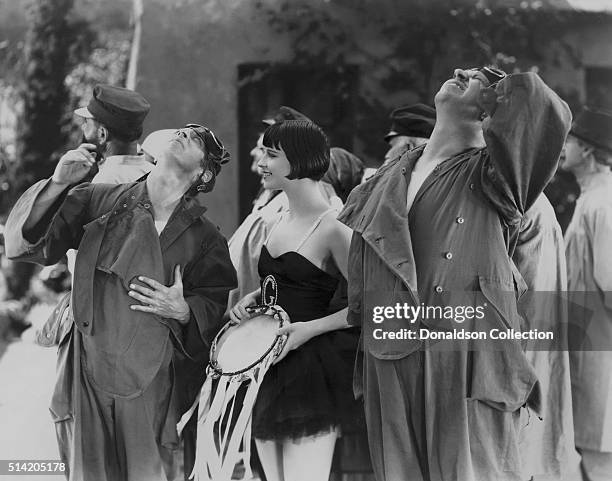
[0,0,611,480]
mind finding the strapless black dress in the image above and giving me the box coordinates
[251,245,361,440]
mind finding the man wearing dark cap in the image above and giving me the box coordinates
[362,103,436,182]
[383,103,436,164]
[74,84,154,183]
[339,67,571,480]
[562,107,612,481]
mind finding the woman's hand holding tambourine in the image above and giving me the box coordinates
[273,321,315,364]
[228,290,260,325]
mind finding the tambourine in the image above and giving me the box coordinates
[209,304,287,378]
[177,275,289,481]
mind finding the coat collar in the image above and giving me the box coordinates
[338,145,422,234]
[114,181,209,252]
[159,193,208,252]
[338,146,423,292]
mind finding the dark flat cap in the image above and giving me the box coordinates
[262,106,312,125]
[571,106,612,154]
[384,103,436,142]
[74,84,150,137]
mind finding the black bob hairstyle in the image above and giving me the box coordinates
[262,120,330,181]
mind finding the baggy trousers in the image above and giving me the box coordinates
[54,328,176,481]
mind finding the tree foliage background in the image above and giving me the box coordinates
[252,0,601,229]
[0,0,130,301]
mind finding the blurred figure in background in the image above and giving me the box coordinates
[322,147,364,204]
[512,193,578,481]
[561,107,612,481]
[361,103,436,183]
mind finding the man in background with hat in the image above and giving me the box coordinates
[74,83,154,183]
[561,107,612,481]
[46,85,156,357]
[362,103,436,182]
[383,103,436,165]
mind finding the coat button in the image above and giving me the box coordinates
[401,167,407,174]
[435,285,443,293]
[444,252,453,260]
[131,194,136,199]
[123,203,127,208]
[375,237,383,244]
[456,216,465,224]
[469,183,475,190]
[83,321,89,327]
[143,203,151,209]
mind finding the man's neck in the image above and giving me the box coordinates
[419,119,485,167]
[104,142,138,158]
[146,168,193,219]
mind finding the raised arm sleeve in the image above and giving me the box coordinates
[5,179,92,265]
[480,72,572,225]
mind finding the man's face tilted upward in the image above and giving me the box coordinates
[434,68,492,121]
[165,127,207,173]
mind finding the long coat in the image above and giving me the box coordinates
[565,170,612,452]
[5,179,237,479]
[338,73,571,481]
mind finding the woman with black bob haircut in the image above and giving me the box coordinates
[230,119,361,481]
[262,119,330,181]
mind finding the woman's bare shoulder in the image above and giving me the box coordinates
[319,211,351,240]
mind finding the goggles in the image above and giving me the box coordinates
[470,66,507,87]
[184,124,230,165]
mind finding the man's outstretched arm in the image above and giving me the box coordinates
[5,144,97,264]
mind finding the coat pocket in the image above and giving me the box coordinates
[468,276,541,414]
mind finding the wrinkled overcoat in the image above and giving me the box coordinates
[338,73,571,481]
[5,179,237,479]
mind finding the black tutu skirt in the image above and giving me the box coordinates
[252,327,362,440]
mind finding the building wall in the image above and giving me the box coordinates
[137,0,293,236]
[2,0,611,233]
[136,1,612,234]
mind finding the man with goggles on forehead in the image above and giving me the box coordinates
[4,123,237,480]
[339,66,571,480]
